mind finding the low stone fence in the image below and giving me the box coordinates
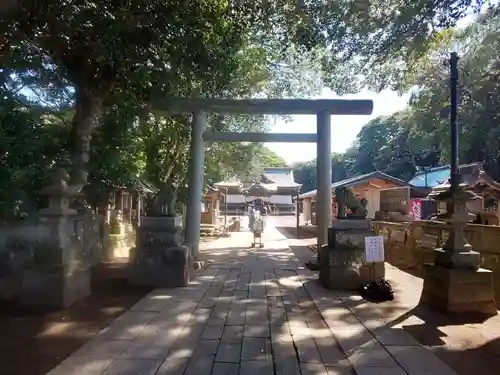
[373,220,500,306]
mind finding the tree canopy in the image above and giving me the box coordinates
[293,9,500,193]
[1,0,498,218]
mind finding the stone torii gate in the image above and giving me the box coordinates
[156,99,373,258]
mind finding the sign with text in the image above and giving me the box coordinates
[364,236,385,263]
[379,187,410,214]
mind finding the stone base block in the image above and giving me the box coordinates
[19,262,90,309]
[420,263,498,317]
[141,216,182,229]
[319,246,385,290]
[129,245,192,288]
[136,216,183,249]
[320,222,385,290]
[330,219,372,231]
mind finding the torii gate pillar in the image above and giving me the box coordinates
[316,110,332,250]
[185,111,206,258]
[159,98,373,264]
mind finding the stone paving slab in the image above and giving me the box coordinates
[46,220,458,375]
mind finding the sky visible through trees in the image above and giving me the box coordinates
[1,1,498,217]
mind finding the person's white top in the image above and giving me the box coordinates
[251,210,263,231]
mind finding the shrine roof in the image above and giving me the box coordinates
[299,171,426,199]
[242,182,278,197]
[94,176,158,194]
[132,178,158,194]
[214,168,301,191]
[262,167,301,188]
[428,165,500,196]
[214,179,242,188]
[408,162,487,188]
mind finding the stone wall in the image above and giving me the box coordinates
[373,220,500,307]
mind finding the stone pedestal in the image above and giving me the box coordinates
[421,263,497,316]
[421,187,496,316]
[320,219,385,290]
[19,212,91,309]
[130,216,192,287]
[20,260,90,309]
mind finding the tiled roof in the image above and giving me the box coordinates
[408,162,484,188]
[298,171,424,199]
[262,167,300,187]
[214,179,242,188]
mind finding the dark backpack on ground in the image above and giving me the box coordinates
[358,279,394,303]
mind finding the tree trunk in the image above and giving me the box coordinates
[70,86,103,186]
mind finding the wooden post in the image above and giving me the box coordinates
[129,193,133,224]
[136,193,142,226]
[296,190,300,238]
[224,188,228,228]
[120,190,125,213]
[106,191,112,224]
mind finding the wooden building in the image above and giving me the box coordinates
[215,167,301,216]
[201,186,221,225]
[299,171,427,224]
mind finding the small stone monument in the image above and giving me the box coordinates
[421,186,497,316]
[130,181,192,287]
[374,187,412,222]
[19,168,90,308]
[320,187,385,290]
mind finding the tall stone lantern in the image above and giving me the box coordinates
[420,52,497,316]
[19,168,90,308]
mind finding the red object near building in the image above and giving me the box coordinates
[409,199,422,220]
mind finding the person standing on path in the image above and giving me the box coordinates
[258,203,268,230]
[248,204,255,230]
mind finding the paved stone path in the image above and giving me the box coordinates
[47,220,458,375]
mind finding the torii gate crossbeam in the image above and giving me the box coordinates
[154,98,374,260]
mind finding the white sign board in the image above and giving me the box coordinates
[364,236,385,263]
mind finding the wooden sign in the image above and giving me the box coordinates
[379,187,410,214]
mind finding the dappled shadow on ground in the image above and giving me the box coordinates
[295,263,500,375]
[0,262,152,375]
[14,222,500,375]
[273,215,500,375]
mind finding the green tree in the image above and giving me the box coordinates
[3,0,491,187]
[292,152,349,193]
[254,146,287,168]
[0,90,68,218]
[295,8,500,191]
[2,1,261,185]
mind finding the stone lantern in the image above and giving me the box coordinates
[420,51,497,316]
[432,187,481,270]
[19,168,90,308]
